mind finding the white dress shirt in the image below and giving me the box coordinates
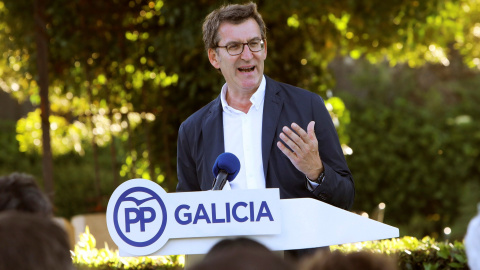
[221,76,266,190]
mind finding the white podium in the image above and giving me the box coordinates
[106,179,399,257]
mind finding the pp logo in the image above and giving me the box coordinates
[107,179,169,255]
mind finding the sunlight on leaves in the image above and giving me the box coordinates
[287,14,300,28]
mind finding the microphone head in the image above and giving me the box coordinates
[212,152,241,181]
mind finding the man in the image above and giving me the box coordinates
[177,2,353,208]
[177,2,354,253]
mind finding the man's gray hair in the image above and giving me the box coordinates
[202,2,267,52]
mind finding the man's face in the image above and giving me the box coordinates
[208,18,267,94]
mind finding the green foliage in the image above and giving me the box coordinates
[0,120,40,177]
[340,60,480,239]
[325,96,351,147]
[71,230,467,270]
[16,108,88,155]
[0,119,125,218]
[1,0,183,190]
[332,236,468,270]
[73,227,183,270]
[52,149,120,218]
[72,230,467,270]
[1,0,480,235]
[2,0,480,194]
[263,0,480,92]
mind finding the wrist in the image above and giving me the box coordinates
[306,166,324,181]
[306,171,325,184]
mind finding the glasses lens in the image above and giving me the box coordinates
[224,40,264,55]
[227,43,243,55]
[248,40,263,52]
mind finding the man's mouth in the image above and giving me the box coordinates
[238,66,255,72]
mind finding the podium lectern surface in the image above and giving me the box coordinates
[107,179,399,257]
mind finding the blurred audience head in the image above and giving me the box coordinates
[465,203,480,270]
[204,237,271,259]
[0,211,73,270]
[191,237,293,270]
[298,249,397,270]
[0,172,52,217]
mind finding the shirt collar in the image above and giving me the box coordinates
[220,75,266,113]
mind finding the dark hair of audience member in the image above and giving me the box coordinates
[0,172,53,216]
[0,211,74,270]
[191,237,293,270]
[298,249,398,270]
[204,237,271,259]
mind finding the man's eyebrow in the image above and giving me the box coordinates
[224,37,262,45]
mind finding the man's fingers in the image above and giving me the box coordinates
[307,121,317,141]
[282,125,302,142]
[290,123,309,141]
[278,121,323,178]
[279,132,301,155]
[280,126,303,154]
[277,141,297,160]
[287,122,317,152]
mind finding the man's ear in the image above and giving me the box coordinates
[208,48,221,69]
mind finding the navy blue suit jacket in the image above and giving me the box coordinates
[176,76,354,210]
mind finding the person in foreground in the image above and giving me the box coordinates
[298,249,398,270]
[190,237,293,270]
[0,172,53,216]
[465,203,480,270]
[0,211,74,270]
[176,2,355,259]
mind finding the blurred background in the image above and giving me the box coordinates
[0,0,479,242]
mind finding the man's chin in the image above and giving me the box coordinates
[239,80,261,90]
[239,74,261,84]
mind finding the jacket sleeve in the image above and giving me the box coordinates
[176,123,201,192]
[310,94,355,210]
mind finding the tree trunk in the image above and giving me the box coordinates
[161,108,173,187]
[117,30,136,180]
[141,87,155,182]
[34,0,54,203]
[85,68,101,199]
[143,118,155,181]
[157,87,173,190]
[125,113,136,179]
[108,110,119,187]
[89,118,101,197]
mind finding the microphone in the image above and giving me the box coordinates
[211,152,241,190]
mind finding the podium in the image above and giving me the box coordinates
[106,179,399,257]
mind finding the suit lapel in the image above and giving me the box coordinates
[262,77,283,177]
[202,96,225,179]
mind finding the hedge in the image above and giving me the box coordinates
[72,229,468,270]
[72,227,183,270]
[332,237,467,270]
[339,61,480,239]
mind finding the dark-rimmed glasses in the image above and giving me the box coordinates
[216,39,265,56]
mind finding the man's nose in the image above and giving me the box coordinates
[240,43,253,60]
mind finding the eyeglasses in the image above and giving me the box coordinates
[216,39,265,56]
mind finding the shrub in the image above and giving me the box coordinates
[0,119,126,218]
[339,61,480,239]
[72,230,467,270]
[332,236,467,270]
[72,227,184,270]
